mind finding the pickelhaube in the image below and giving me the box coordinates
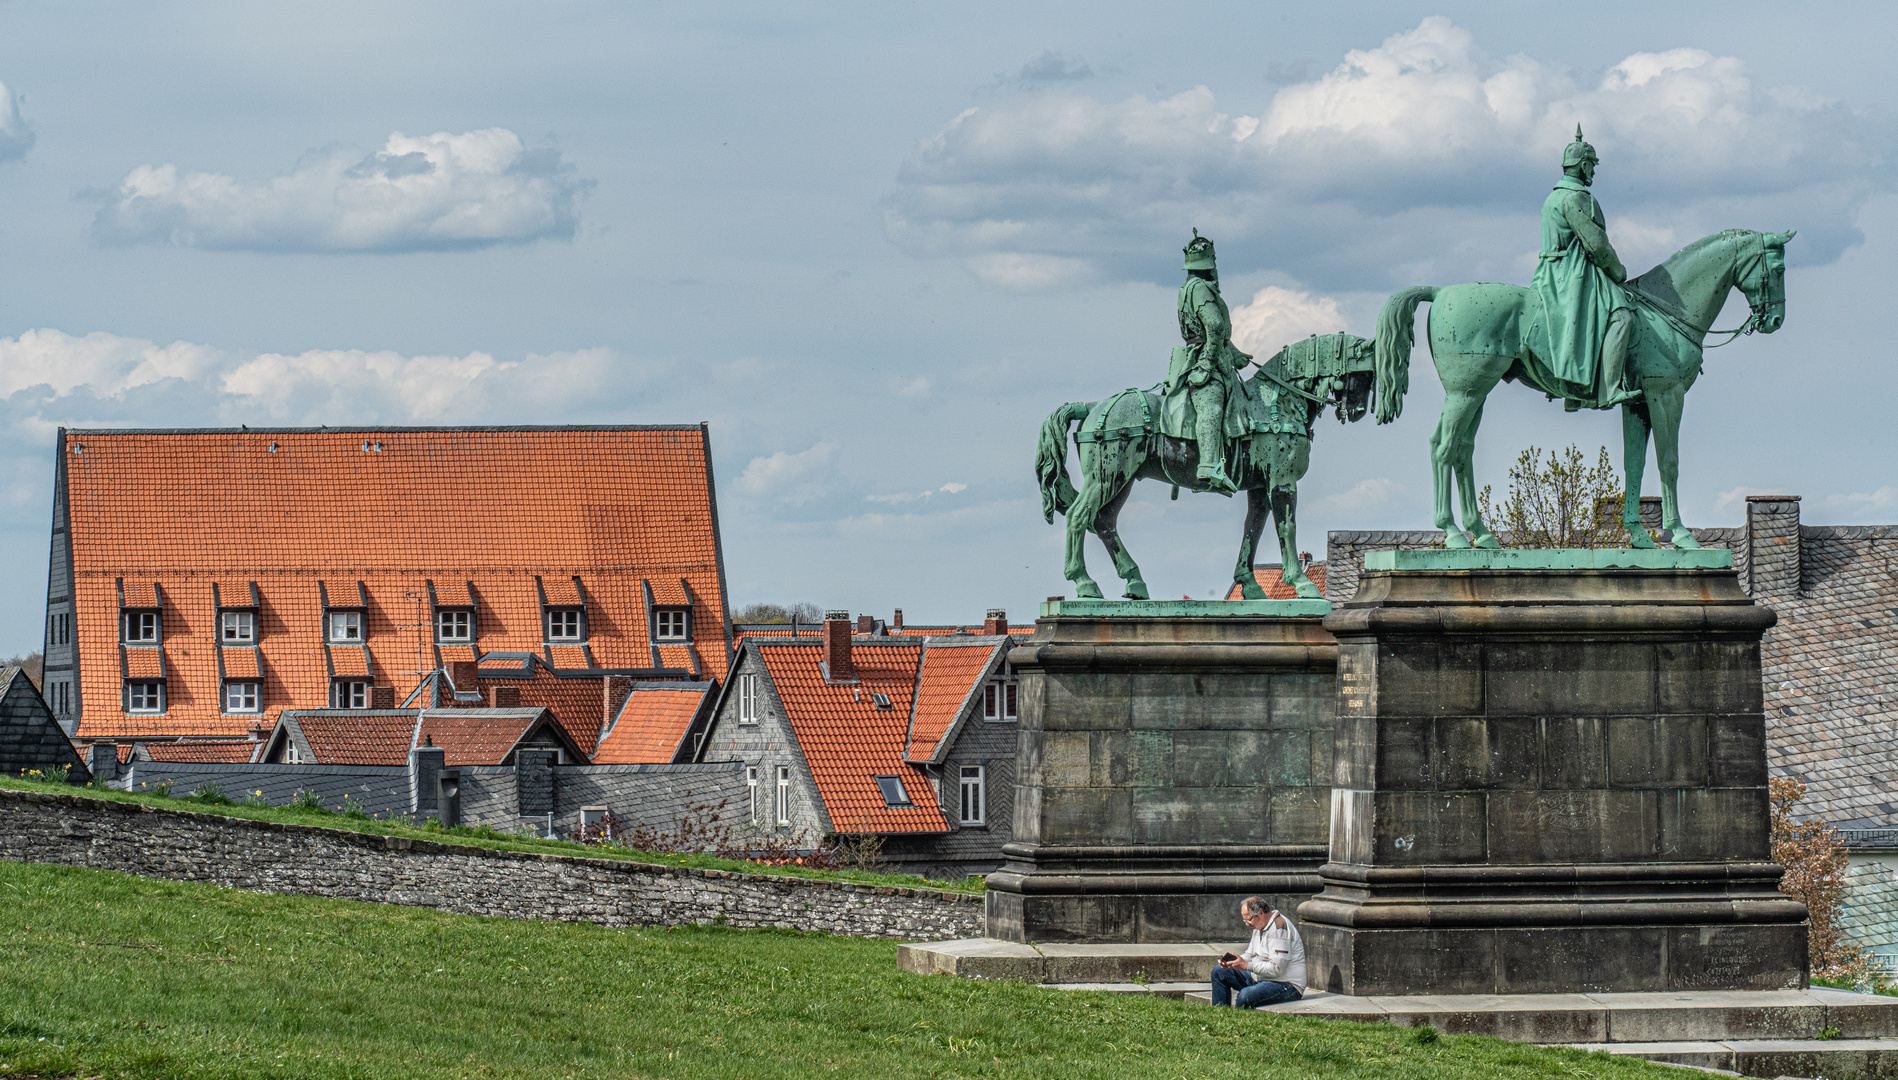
[1562,124,1598,168]
[1183,228,1216,270]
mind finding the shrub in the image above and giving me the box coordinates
[289,790,329,812]
[18,765,70,786]
[1772,775,1889,987]
[187,781,234,805]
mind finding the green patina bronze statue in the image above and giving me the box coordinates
[1373,128,1792,549]
[1036,232,1377,600]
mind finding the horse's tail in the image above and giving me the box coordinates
[1036,401,1091,523]
[1374,286,1436,425]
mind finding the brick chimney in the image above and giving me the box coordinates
[489,685,521,709]
[856,613,874,634]
[447,660,479,693]
[1746,495,1802,599]
[984,609,1007,635]
[892,608,903,630]
[604,674,634,727]
[822,610,855,682]
[369,685,396,710]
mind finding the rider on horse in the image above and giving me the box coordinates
[1171,230,1253,495]
[1532,126,1642,411]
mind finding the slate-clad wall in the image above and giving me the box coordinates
[0,670,89,782]
[0,789,981,940]
[548,762,748,839]
[696,647,831,839]
[120,762,407,815]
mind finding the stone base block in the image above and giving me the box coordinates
[1302,921,1810,997]
[985,875,1316,944]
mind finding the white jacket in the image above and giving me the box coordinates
[1240,911,1306,990]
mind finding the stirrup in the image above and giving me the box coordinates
[1196,464,1238,496]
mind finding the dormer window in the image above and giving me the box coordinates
[122,610,160,643]
[653,608,689,641]
[436,609,473,643]
[546,609,584,642]
[220,611,255,643]
[330,680,369,708]
[224,682,260,713]
[328,611,363,643]
[125,681,164,713]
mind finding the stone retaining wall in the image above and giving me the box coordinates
[0,789,982,940]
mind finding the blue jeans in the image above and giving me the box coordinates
[1209,965,1302,1008]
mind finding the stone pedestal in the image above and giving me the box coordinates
[1298,549,1809,995]
[986,599,1336,942]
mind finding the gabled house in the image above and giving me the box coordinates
[593,682,716,764]
[697,610,1022,879]
[261,706,586,767]
[40,426,733,743]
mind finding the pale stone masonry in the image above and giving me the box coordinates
[0,789,983,940]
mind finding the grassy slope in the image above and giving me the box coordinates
[0,776,979,894]
[0,861,1673,1080]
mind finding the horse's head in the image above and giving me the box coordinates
[1335,337,1376,423]
[1744,230,1793,335]
[1266,333,1378,424]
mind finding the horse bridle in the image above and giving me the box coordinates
[1702,233,1784,348]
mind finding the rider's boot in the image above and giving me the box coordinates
[1597,308,1642,408]
[1191,386,1238,496]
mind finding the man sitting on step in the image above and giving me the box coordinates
[1210,896,1306,1008]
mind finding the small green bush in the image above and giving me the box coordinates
[187,781,234,806]
[290,789,328,812]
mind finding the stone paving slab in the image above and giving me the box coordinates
[897,938,1247,985]
[1574,1037,1898,1078]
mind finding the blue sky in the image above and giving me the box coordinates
[0,2,1893,651]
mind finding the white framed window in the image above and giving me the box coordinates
[746,766,759,823]
[983,681,1018,721]
[330,681,369,708]
[224,682,260,713]
[874,775,912,807]
[737,673,760,724]
[122,610,160,643]
[579,806,609,835]
[125,681,164,713]
[220,611,255,643]
[546,609,583,642]
[654,608,688,641]
[959,765,986,825]
[775,765,791,826]
[435,609,473,643]
[284,741,302,765]
[327,611,363,643]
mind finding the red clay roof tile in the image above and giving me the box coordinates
[287,710,420,765]
[593,684,710,764]
[221,647,263,680]
[124,647,165,678]
[121,581,160,607]
[541,577,584,606]
[142,740,261,764]
[329,646,372,678]
[905,640,1002,764]
[1226,563,1327,601]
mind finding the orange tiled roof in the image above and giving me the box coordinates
[285,710,420,765]
[648,580,689,605]
[1226,563,1328,601]
[541,577,584,606]
[417,707,581,767]
[905,639,1004,764]
[123,647,165,678]
[61,427,731,741]
[655,643,696,675]
[329,646,372,678]
[121,581,160,607]
[548,644,589,668]
[221,647,263,680]
[433,581,475,607]
[754,640,947,835]
[216,582,257,606]
[81,716,260,740]
[593,683,711,764]
[141,740,261,764]
[495,665,613,755]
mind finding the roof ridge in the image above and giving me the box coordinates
[63,424,705,435]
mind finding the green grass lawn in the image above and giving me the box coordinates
[0,776,980,894]
[0,861,1678,1079]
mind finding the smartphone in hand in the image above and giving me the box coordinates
[1220,952,1239,963]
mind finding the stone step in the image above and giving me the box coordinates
[1570,1038,1898,1078]
[1047,982,1204,999]
[898,938,1246,985]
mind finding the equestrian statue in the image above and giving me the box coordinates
[1036,231,1375,601]
[1373,126,1792,548]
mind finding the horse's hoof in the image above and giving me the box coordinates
[1294,581,1323,600]
[1671,527,1701,549]
[1471,532,1502,550]
[1123,580,1150,600]
[1238,580,1267,601]
[1442,529,1473,549]
[1075,581,1105,599]
[1626,527,1658,549]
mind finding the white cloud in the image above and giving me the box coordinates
[888,17,1894,289]
[739,442,837,503]
[0,79,32,163]
[939,482,968,493]
[1228,286,1351,357]
[91,128,591,253]
[1814,486,1898,515]
[866,480,969,504]
[1316,477,1405,514]
[0,329,642,434]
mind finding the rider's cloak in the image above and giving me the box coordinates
[1529,176,1629,405]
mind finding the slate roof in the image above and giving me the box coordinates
[904,638,1007,765]
[1758,526,1898,828]
[0,667,88,781]
[747,639,984,835]
[593,682,714,764]
[1225,563,1328,601]
[54,426,733,741]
